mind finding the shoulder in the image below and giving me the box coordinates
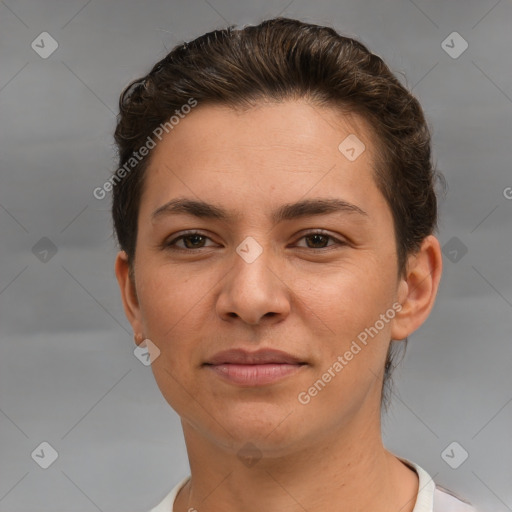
[396,456,479,512]
[148,476,190,512]
[434,486,478,512]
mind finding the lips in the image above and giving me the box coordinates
[205,348,305,366]
[204,348,307,386]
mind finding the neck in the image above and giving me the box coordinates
[173,410,418,512]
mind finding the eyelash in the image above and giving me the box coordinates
[163,230,346,252]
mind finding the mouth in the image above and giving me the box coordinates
[203,348,307,386]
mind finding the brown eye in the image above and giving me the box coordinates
[295,231,345,250]
[164,231,215,251]
[181,234,206,249]
[304,233,330,248]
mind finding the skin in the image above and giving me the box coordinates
[115,100,442,512]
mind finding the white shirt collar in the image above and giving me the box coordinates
[149,458,476,512]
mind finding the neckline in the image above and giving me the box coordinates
[152,457,437,512]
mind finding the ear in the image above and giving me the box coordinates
[115,250,144,345]
[391,235,443,341]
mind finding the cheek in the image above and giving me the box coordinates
[137,270,205,409]
[301,260,391,325]
[136,265,220,390]
[138,266,201,330]
[301,264,396,368]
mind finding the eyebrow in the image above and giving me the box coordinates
[151,197,368,224]
[151,198,368,224]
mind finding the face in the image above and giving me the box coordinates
[116,100,439,457]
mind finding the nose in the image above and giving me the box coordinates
[216,240,291,326]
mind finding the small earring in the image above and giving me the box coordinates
[134,333,144,344]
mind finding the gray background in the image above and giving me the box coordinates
[0,0,511,511]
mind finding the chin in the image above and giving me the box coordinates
[223,410,307,451]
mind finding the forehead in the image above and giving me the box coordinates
[150,100,376,161]
[139,100,387,221]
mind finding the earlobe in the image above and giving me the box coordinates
[114,250,144,339]
[390,235,443,341]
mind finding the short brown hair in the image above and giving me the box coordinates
[112,17,444,411]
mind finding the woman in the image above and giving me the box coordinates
[112,17,477,512]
